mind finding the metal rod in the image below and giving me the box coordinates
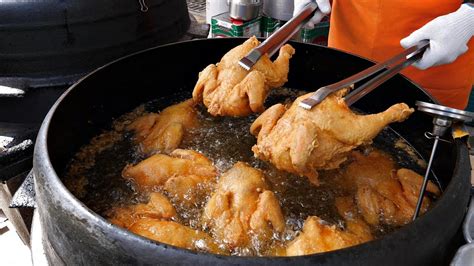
[238,2,317,70]
[413,136,439,220]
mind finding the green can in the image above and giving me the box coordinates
[261,16,284,38]
[211,12,261,38]
[298,21,330,45]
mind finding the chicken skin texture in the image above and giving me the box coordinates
[356,168,441,226]
[285,215,370,256]
[129,218,225,255]
[250,89,414,185]
[202,162,285,250]
[123,149,217,206]
[193,36,295,117]
[127,99,197,154]
[108,192,177,229]
[285,196,373,256]
[343,151,440,226]
[334,196,373,243]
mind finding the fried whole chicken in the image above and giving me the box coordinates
[202,162,285,251]
[250,89,414,185]
[343,150,441,226]
[193,36,295,117]
[127,99,197,154]
[285,196,373,256]
[123,149,217,207]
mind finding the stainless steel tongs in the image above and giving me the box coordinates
[239,2,318,70]
[299,41,430,109]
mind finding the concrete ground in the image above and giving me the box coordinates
[0,214,31,266]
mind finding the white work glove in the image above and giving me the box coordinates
[400,4,474,70]
[293,0,331,29]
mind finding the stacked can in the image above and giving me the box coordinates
[261,0,330,45]
[299,17,330,45]
[261,16,283,38]
[211,12,261,38]
[261,14,330,45]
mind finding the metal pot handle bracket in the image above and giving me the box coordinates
[10,170,36,208]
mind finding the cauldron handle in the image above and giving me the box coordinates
[10,170,36,208]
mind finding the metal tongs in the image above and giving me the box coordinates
[239,2,318,70]
[299,41,430,109]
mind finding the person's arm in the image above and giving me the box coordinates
[293,0,331,29]
[400,3,474,70]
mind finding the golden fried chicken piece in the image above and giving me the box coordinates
[193,36,295,117]
[285,196,373,256]
[127,99,197,154]
[343,151,440,226]
[108,192,177,229]
[202,162,285,249]
[285,215,370,256]
[334,197,373,243]
[356,168,441,226]
[397,168,441,207]
[123,149,217,206]
[250,89,414,185]
[129,218,225,254]
[333,149,396,193]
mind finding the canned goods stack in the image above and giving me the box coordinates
[261,14,330,45]
[206,0,330,43]
[261,0,330,45]
[261,16,282,38]
[208,0,263,38]
[298,17,330,45]
[210,13,261,37]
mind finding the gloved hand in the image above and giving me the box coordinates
[400,4,474,70]
[293,0,331,29]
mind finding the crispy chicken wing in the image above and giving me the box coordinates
[193,36,295,117]
[129,218,225,254]
[108,192,177,229]
[123,149,217,207]
[250,89,414,185]
[127,99,197,154]
[202,162,285,250]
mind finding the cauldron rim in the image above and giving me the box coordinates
[33,38,469,263]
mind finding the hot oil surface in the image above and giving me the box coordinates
[64,88,433,256]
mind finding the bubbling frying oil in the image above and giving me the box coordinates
[64,88,434,256]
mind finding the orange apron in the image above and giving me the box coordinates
[328,0,474,109]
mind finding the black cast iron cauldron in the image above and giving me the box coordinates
[33,38,470,265]
[0,0,190,87]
